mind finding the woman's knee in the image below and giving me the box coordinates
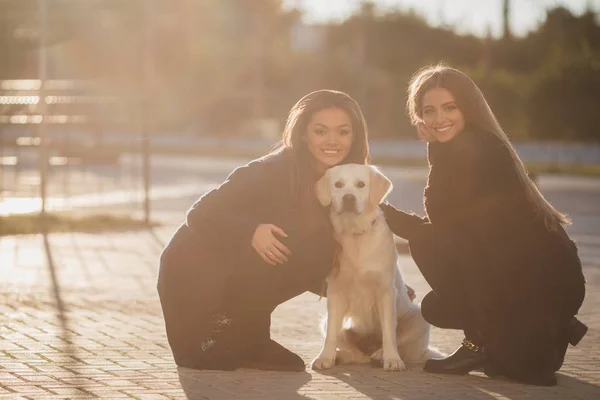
[420,291,440,325]
[420,290,464,330]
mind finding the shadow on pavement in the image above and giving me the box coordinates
[554,373,600,396]
[41,231,79,378]
[42,231,68,328]
[177,367,313,400]
[313,366,600,399]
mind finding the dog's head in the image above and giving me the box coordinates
[315,164,392,214]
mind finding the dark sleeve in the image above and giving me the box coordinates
[425,131,522,227]
[380,202,428,240]
[278,228,335,296]
[186,158,277,247]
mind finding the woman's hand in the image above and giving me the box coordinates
[252,224,292,265]
[417,123,437,143]
[406,285,416,302]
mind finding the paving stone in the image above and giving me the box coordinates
[0,221,599,399]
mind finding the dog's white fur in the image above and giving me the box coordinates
[311,164,441,371]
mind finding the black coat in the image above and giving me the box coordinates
[157,151,335,358]
[383,129,586,383]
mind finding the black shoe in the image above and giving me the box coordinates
[424,339,487,375]
[568,317,588,346]
[243,339,305,372]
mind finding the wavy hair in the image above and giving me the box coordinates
[407,65,569,231]
[269,89,370,211]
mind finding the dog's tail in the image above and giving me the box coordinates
[408,346,446,365]
[319,315,327,338]
[426,347,445,360]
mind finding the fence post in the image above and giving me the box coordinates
[142,0,155,224]
[38,0,48,216]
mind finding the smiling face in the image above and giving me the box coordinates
[421,87,466,143]
[303,107,354,174]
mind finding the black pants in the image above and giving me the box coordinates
[158,225,331,370]
[158,280,275,370]
[408,223,479,336]
[408,223,583,342]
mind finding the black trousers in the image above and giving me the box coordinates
[408,223,479,336]
[158,225,331,370]
[408,223,583,342]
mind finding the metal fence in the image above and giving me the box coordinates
[0,79,150,219]
[0,0,153,221]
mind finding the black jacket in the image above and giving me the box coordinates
[383,129,586,383]
[158,151,335,322]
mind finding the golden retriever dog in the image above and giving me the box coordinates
[311,164,441,371]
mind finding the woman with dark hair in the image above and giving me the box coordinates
[158,89,370,371]
[381,65,586,386]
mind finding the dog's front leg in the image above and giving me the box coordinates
[312,289,346,370]
[376,287,405,371]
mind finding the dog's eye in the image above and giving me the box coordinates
[334,181,344,189]
[356,181,365,189]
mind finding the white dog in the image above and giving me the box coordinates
[311,164,441,371]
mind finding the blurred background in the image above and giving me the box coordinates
[0,0,599,224]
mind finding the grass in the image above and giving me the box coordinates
[0,213,159,236]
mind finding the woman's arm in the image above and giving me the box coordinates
[186,158,280,248]
[380,203,428,240]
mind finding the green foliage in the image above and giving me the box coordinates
[528,54,600,141]
[0,1,598,141]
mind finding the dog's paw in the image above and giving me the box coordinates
[383,356,406,371]
[311,355,336,370]
[372,349,405,371]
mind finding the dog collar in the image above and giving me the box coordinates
[352,217,377,236]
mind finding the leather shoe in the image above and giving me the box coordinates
[424,339,486,375]
[243,339,305,372]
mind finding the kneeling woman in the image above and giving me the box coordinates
[157,90,369,371]
[382,66,586,386]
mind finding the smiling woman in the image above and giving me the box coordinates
[157,89,370,372]
[381,65,587,386]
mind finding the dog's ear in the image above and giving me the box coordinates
[315,170,331,207]
[369,166,392,206]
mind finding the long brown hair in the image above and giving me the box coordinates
[407,65,569,231]
[269,89,370,214]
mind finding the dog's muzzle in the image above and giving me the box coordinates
[341,194,357,213]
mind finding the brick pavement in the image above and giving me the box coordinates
[0,224,599,400]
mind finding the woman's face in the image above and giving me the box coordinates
[303,107,354,175]
[421,87,465,143]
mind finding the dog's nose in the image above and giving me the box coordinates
[342,194,356,212]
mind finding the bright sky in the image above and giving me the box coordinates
[282,0,599,38]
